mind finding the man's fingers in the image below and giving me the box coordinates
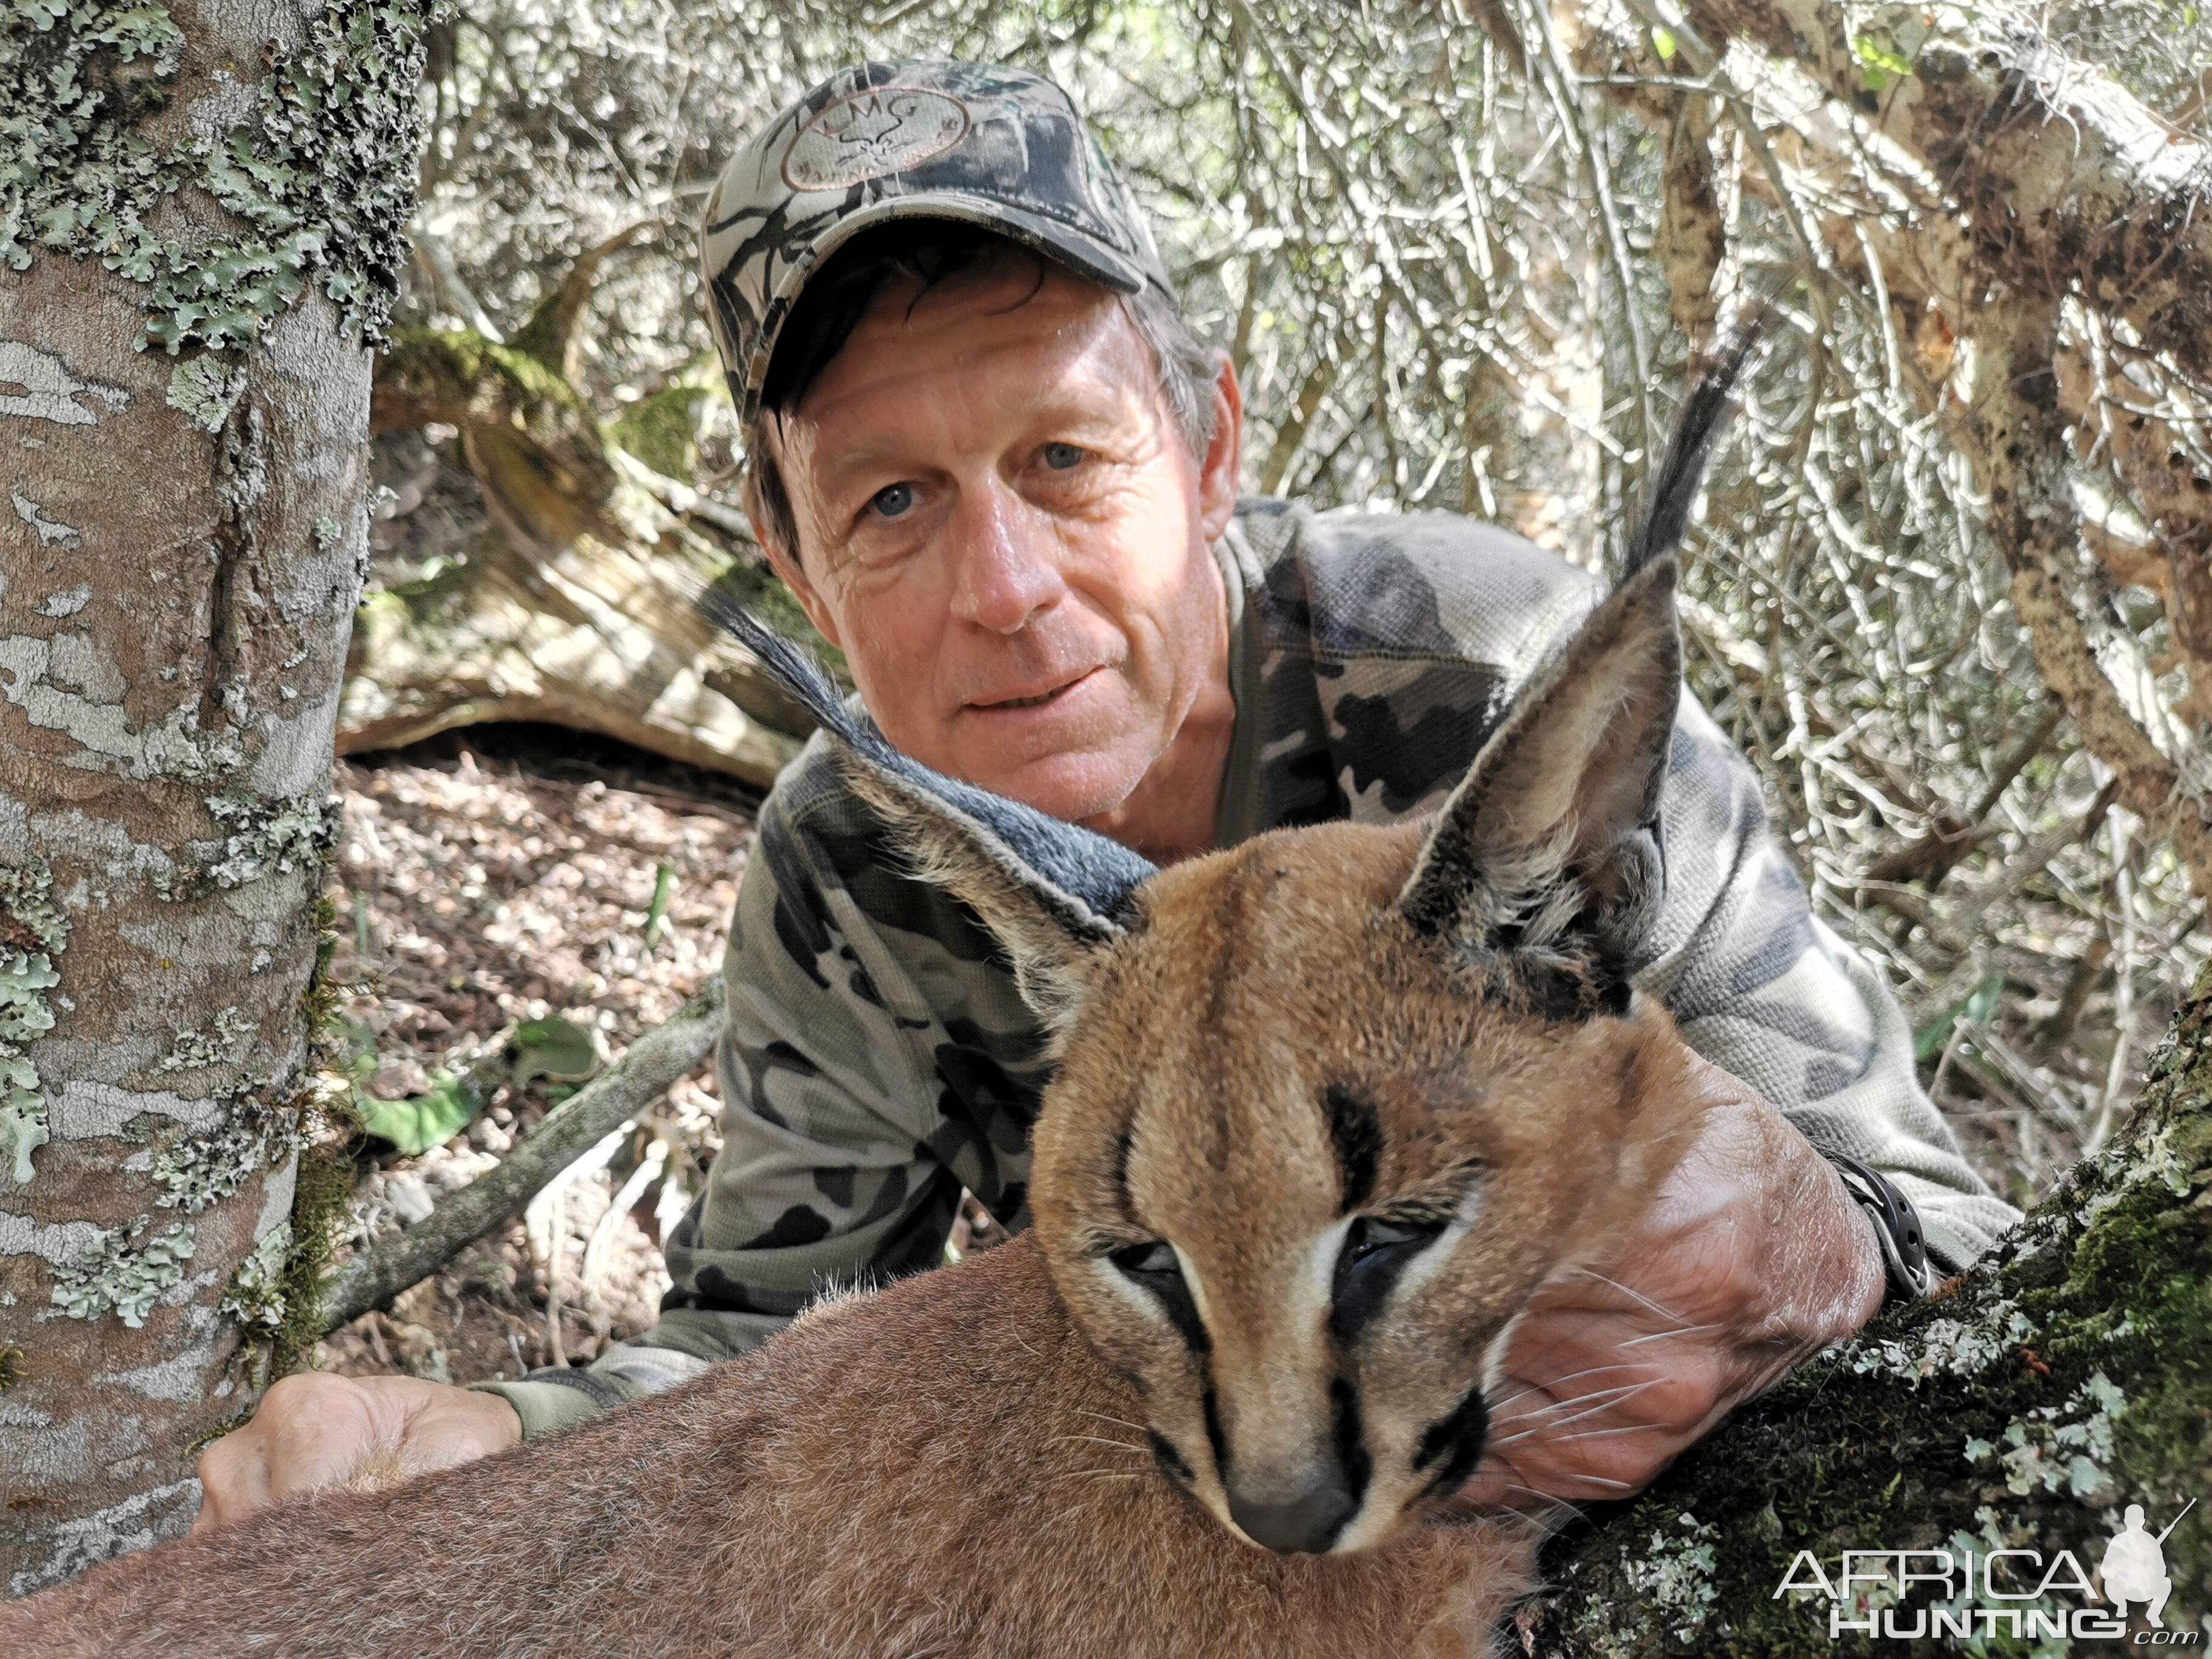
[190,1372,394,1532]
[190,1430,271,1535]
[190,1373,526,1535]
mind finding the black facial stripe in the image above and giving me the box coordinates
[1147,1430,1193,1487]
[1329,1374,1373,1512]
[1110,1128,1134,1201]
[1150,1270,1209,1358]
[1322,1084,1382,1213]
[1412,1386,1491,1500]
[1201,1382,1230,1483]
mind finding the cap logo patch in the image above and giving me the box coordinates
[781,87,971,191]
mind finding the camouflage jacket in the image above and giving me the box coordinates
[481,496,2022,1438]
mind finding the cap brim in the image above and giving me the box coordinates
[742,193,1152,419]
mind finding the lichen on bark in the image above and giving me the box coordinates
[3,0,435,354]
[0,858,69,1188]
[1527,962,2212,1654]
[45,1219,194,1329]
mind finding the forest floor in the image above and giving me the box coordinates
[311,724,1005,1390]
[310,723,2038,1392]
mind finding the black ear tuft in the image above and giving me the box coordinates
[1620,315,1765,581]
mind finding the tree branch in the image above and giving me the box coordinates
[1677,0,2212,389]
[507,221,657,384]
[319,980,725,1332]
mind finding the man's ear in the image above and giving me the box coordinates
[1198,348,1243,540]
[700,591,1156,1042]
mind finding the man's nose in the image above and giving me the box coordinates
[1225,1470,1358,1555]
[945,482,1064,634]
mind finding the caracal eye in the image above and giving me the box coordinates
[1350,1216,1443,1263]
[1109,1240,1179,1278]
[868,481,916,518]
[1042,441,1085,471]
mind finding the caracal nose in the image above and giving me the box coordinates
[1227,1476,1358,1555]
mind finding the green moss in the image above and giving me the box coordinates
[299,890,343,1036]
[1528,965,2212,1655]
[269,1131,357,1375]
[246,887,360,1377]
[0,1344,23,1391]
[609,383,712,481]
[378,324,590,429]
[0,859,69,1188]
[1,0,435,354]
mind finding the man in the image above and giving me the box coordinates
[196,60,2019,1530]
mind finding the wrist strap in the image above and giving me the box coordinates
[1828,1153,1934,1304]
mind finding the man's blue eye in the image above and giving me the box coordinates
[1042,441,1085,471]
[870,482,914,518]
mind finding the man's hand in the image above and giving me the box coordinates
[1454,1054,1887,1516]
[192,1373,522,1533]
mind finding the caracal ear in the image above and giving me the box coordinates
[1397,323,1762,1010]
[1395,557,1681,1009]
[700,592,1152,1037]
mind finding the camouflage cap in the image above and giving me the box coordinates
[697,60,1175,422]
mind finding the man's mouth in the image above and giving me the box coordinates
[973,668,1096,711]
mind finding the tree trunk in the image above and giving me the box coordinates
[0,0,430,1594]
[1524,959,2212,1653]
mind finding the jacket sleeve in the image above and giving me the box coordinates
[475,781,976,1438]
[1634,693,2024,1271]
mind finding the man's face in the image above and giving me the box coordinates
[757,257,1241,824]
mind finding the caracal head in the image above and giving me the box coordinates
[820,538,1699,1555]
[1027,809,1704,1555]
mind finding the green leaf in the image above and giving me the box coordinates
[1651,25,1677,61]
[1852,32,1914,93]
[356,1073,479,1156]
[642,863,676,951]
[512,1016,598,1090]
[1914,971,2005,1063]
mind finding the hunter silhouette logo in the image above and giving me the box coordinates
[2105,1501,2194,1628]
[782,88,971,190]
[1772,1496,2200,1644]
